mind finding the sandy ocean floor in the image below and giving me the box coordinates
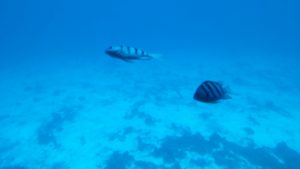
[0,52,300,169]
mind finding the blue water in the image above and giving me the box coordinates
[1,0,300,169]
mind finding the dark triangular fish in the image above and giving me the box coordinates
[193,80,231,103]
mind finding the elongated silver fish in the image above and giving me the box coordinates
[193,80,231,103]
[105,45,160,62]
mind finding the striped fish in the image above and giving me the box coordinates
[193,80,231,103]
[105,45,160,62]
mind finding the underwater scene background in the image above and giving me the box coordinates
[1,0,300,168]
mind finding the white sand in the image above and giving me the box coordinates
[0,52,299,168]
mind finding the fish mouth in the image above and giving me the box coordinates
[105,50,114,55]
[105,50,119,58]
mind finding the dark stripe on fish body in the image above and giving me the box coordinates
[201,83,211,98]
[134,48,138,55]
[141,50,145,56]
[215,82,225,96]
[208,81,223,97]
[120,45,124,53]
[200,85,209,97]
[204,82,218,98]
[127,46,131,55]
[136,48,142,55]
[216,83,225,96]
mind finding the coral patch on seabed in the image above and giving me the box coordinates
[36,106,79,148]
[101,131,300,169]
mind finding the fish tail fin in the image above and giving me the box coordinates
[218,81,233,99]
[149,53,163,60]
[223,94,232,100]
